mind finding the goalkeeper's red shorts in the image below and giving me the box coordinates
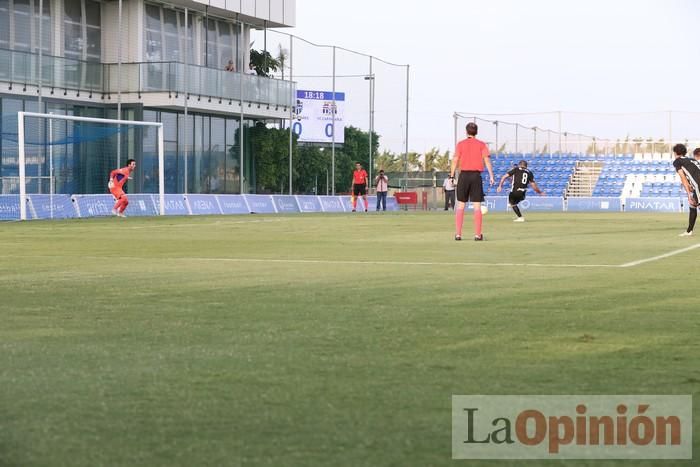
[110,188,126,200]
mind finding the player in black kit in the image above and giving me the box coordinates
[496,160,544,222]
[672,144,700,236]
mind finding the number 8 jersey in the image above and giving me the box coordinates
[507,167,535,192]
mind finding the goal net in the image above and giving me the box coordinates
[3,112,164,220]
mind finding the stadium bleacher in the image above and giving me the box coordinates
[484,153,578,196]
[483,153,680,198]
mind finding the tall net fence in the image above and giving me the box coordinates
[454,111,700,156]
[251,28,409,193]
[0,113,159,196]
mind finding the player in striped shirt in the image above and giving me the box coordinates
[108,159,136,217]
[672,144,700,236]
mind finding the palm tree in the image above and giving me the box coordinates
[374,150,403,172]
[276,44,289,80]
[406,152,422,171]
[423,148,441,171]
[435,150,451,171]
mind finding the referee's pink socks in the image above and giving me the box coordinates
[455,209,465,237]
[474,209,483,236]
[363,198,368,210]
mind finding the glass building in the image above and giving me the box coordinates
[0,0,296,195]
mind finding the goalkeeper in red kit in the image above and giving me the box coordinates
[108,158,136,217]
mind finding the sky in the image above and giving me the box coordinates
[275,0,700,153]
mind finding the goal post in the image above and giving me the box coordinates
[15,111,165,220]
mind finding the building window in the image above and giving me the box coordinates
[204,18,238,69]
[64,0,101,61]
[84,0,100,61]
[0,0,9,50]
[162,9,180,61]
[144,4,196,65]
[0,0,51,53]
[144,4,238,69]
[13,0,31,51]
[144,4,162,61]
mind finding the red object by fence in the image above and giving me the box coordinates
[394,192,418,210]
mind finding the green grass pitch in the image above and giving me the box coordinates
[1,212,699,467]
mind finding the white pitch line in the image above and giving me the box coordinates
[6,244,699,269]
[618,243,700,268]
[118,218,290,230]
[172,257,618,269]
[0,254,616,268]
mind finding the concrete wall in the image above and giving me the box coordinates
[190,0,296,27]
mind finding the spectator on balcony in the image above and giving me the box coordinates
[225,60,236,72]
[247,62,257,76]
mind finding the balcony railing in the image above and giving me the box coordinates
[0,48,295,109]
[0,48,104,92]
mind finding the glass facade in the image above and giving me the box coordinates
[0,97,255,195]
[64,0,101,61]
[13,0,32,52]
[145,3,241,71]
[145,4,196,64]
[143,108,251,194]
[0,0,51,53]
[0,3,286,198]
[205,17,239,70]
[0,0,294,105]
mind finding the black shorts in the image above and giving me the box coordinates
[509,190,526,205]
[353,184,367,196]
[456,171,484,203]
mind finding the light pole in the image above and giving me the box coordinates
[319,147,328,195]
[364,72,375,191]
[404,64,409,191]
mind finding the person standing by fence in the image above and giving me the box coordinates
[375,170,388,211]
[351,162,369,212]
[443,175,456,210]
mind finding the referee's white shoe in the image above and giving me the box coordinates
[679,230,693,237]
[513,217,525,223]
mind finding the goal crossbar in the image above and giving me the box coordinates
[17,111,165,220]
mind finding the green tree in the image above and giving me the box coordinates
[276,45,289,80]
[249,49,281,77]
[294,145,329,194]
[423,148,441,172]
[374,150,403,172]
[244,124,382,194]
[248,123,296,193]
[435,150,451,171]
[335,126,378,191]
[406,152,421,171]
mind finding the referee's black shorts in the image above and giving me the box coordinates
[352,184,367,197]
[456,171,484,203]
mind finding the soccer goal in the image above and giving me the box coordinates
[12,111,164,220]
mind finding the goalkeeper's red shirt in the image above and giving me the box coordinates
[109,166,132,190]
[353,169,368,185]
